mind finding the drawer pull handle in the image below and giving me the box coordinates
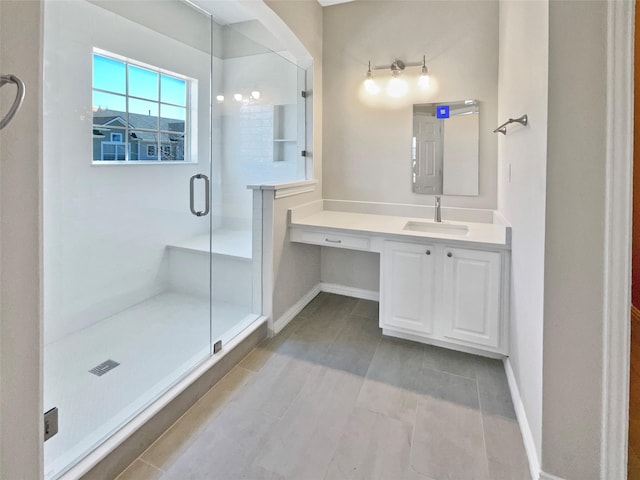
[447,252,453,258]
[426,250,431,255]
[325,238,342,244]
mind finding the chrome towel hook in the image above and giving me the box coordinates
[0,74,26,130]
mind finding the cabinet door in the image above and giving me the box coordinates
[441,247,502,348]
[381,241,436,334]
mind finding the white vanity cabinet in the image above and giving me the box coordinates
[288,207,511,356]
[381,241,437,335]
[440,247,502,349]
[380,240,506,354]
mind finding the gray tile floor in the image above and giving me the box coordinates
[117,293,530,480]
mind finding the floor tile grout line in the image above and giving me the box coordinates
[475,377,492,479]
[137,457,165,473]
[271,362,323,422]
[408,345,427,476]
[321,401,362,480]
[421,362,479,383]
[353,333,383,397]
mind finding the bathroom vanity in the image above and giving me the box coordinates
[289,202,511,357]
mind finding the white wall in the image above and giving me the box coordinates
[43,1,215,343]
[542,2,607,477]
[321,0,498,293]
[220,52,304,226]
[497,0,549,467]
[0,1,43,478]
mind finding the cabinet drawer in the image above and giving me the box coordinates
[290,228,371,251]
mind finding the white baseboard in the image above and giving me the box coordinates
[320,282,379,301]
[272,284,322,334]
[539,472,567,480]
[503,358,541,480]
[272,283,378,335]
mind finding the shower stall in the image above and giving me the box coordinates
[42,1,306,478]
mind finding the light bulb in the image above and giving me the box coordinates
[216,95,224,102]
[251,90,260,100]
[387,74,408,97]
[418,72,430,89]
[365,77,380,95]
[233,93,243,102]
[364,61,380,95]
[418,56,430,89]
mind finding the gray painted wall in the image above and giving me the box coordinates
[542,2,607,477]
[497,0,549,464]
[0,1,43,478]
[322,0,499,209]
[265,0,324,322]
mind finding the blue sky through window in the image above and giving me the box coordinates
[92,54,187,113]
[93,55,125,94]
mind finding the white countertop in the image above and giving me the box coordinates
[289,210,511,248]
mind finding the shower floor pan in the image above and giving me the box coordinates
[43,291,257,480]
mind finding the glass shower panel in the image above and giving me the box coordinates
[209,24,304,346]
[42,1,213,478]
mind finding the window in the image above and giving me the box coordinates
[92,50,190,163]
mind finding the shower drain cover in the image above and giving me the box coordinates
[89,359,120,376]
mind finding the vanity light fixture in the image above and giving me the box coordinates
[233,93,243,102]
[251,90,261,100]
[216,94,224,102]
[364,56,431,97]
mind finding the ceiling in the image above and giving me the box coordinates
[190,0,255,24]
[317,0,355,5]
[191,0,356,26]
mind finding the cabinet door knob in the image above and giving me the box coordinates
[426,250,431,255]
[447,252,453,258]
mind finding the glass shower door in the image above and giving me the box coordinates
[42,1,214,478]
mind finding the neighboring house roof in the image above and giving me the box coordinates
[93,115,128,128]
[93,109,185,144]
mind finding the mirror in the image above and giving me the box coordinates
[412,100,479,196]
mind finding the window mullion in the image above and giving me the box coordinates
[157,73,161,161]
[125,61,130,162]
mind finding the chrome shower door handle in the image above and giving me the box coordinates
[0,74,26,130]
[189,173,210,217]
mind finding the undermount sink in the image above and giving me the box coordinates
[403,221,469,235]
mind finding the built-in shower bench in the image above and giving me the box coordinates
[167,229,252,260]
[165,229,253,305]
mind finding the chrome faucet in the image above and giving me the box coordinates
[434,196,442,223]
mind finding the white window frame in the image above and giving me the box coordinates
[92,48,195,165]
